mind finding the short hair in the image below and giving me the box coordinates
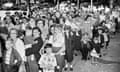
[23,12,27,15]
[8,28,18,38]
[36,19,45,26]
[64,25,71,30]
[9,28,18,34]
[44,43,52,49]
[32,27,42,34]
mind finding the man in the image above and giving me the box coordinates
[64,26,74,71]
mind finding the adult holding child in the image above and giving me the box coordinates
[48,25,65,72]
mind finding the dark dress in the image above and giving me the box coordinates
[81,41,91,60]
[72,31,82,51]
[65,32,74,63]
[91,41,101,54]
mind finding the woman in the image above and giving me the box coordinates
[26,27,43,61]
[3,39,22,72]
[50,25,65,72]
[28,17,36,29]
[7,28,26,72]
[4,16,15,31]
[24,26,35,72]
[47,25,55,43]
[25,27,43,72]
[9,28,26,62]
[48,19,55,28]
[36,19,48,41]
[55,12,61,24]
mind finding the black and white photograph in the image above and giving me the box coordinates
[0,0,120,72]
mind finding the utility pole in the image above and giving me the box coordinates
[57,0,60,10]
[110,0,113,8]
[77,0,80,9]
[91,0,93,11]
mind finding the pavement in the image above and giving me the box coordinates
[0,33,120,72]
[64,33,120,72]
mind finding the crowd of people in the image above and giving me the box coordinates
[0,1,120,72]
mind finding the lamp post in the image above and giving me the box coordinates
[91,0,93,10]
[26,0,31,17]
[110,0,113,8]
[77,0,80,9]
[54,0,56,5]
[57,0,60,10]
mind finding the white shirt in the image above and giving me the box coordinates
[48,34,65,55]
[99,14,106,22]
[39,53,57,69]
[14,38,26,61]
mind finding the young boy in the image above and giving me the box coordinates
[3,39,22,72]
[39,43,57,72]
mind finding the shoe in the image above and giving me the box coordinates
[55,66,60,72]
[55,67,60,72]
[70,67,73,71]
[99,55,102,57]
[64,67,68,71]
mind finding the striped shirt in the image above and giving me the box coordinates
[5,48,12,64]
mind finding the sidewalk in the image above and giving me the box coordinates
[64,33,120,72]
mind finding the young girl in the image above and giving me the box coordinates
[39,43,57,72]
[90,37,101,64]
[81,33,91,60]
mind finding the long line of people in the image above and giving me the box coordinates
[0,1,119,72]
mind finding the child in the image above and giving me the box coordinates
[3,39,22,72]
[81,33,91,60]
[102,29,110,49]
[39,43,57,72]
[90,37,101,65]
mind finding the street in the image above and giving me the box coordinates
[64,33,120,72]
